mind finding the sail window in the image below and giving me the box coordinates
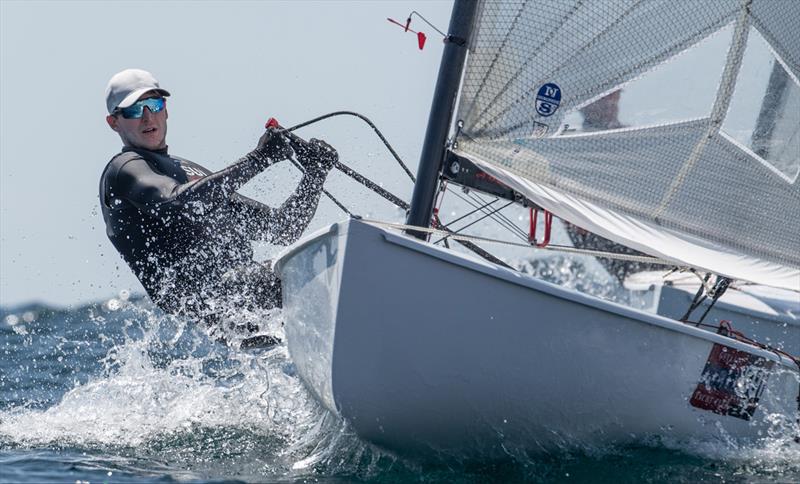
[560,23,732,135]
[722,27,800,183]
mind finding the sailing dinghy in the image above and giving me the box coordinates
[274,0,800,455]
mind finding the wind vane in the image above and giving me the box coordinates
[387,11,447,51]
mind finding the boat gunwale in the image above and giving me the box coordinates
[274,221,341,275]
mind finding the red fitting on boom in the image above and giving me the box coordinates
[529,207,553,247]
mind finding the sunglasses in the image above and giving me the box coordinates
[115,97,166,119]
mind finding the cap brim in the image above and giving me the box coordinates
[116,88,171,110]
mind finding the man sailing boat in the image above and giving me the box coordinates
[564,90,663,282]
[99,68,336,340]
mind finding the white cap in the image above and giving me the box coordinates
[105,68,170,114]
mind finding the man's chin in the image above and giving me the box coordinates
[131,139,166,151]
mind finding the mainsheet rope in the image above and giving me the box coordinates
[283,111,416,182]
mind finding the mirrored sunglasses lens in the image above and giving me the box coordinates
[119,98,164,119]
[143,98,165,113]
[120,104,144,119]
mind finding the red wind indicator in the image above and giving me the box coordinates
[387,17,426,50]
[417,31,426,50]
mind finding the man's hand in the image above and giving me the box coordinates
[295,138,338,174]
[256,127,293,160]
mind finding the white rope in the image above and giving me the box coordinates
[360,219,679,266]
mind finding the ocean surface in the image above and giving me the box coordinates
[1,284,799,483]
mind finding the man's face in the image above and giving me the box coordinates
[106,91,168,150]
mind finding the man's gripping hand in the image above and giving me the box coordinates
[295,139,338,175]
[256,127,293,161]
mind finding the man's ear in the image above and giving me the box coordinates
[106,114,119,132]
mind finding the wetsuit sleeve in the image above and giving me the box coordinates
[114,150,276,214]
[228,169,326,245]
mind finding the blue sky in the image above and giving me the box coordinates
[0,0,454,307]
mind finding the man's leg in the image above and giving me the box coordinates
[225,260,282,311]
[219,261,283,349]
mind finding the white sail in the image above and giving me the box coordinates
[454,0,800,290]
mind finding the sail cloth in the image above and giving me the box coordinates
[453,0,800,290]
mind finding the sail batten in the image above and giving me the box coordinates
[455,0,800,290]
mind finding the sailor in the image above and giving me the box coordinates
[99,68,335,335]
[565,90,661,282]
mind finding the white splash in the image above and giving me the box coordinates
[0,304,356,475]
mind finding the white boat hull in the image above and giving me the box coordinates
[275,218,799,456]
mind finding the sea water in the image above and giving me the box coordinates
[1,289,799,483]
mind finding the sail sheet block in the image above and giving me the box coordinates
[456,0,800,289]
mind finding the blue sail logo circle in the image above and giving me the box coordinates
[535,83,561,117]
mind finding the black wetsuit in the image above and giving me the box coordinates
[99,145,325,321]
[564,223,663,283]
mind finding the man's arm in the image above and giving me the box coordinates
[228,138,338,245]
[229,169,327,245]
[113,130,290,215]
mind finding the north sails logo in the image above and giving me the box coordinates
[535,83,561,117]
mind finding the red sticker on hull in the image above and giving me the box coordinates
[690,343,774,421]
